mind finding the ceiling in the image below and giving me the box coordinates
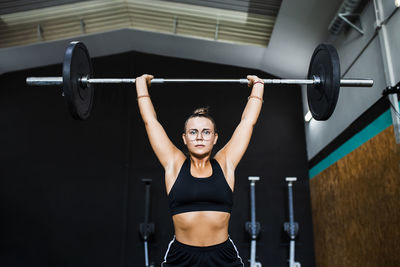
[0,0,348,79]
[0,0,91,15]
[0,0,281,16]
[163,0,282,16]
[0,0,281,48]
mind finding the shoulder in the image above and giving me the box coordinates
[164,153,187,194]
[214,152,235,190]
[214,151,234,174]
[214,150,225,166]
[165,152,187,178]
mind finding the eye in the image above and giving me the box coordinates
[189,130,197,135]
[203,130,211,135]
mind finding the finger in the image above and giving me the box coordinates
[146,75,153,87]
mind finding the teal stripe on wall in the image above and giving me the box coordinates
[309,108,395,179]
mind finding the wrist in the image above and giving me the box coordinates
[248,95,264,103]
[253,80,264,86]
[137,94,151,100]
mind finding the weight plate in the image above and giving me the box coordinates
[63,41,94,120]
[307,44,340,121]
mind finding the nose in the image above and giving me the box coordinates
[195,133,204,140]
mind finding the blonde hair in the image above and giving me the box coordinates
[184,107,217,133]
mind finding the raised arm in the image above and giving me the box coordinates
[215,75,264,169]
[136,74,184,169]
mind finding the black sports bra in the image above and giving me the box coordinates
[168,158,233,216]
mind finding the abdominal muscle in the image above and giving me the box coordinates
[172,210,231,246]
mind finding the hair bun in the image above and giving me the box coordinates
[192,107,209,116]
[184,106,217,133]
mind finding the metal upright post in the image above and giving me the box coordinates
[284,177,301,267]
[140,178,155,267]
[247,176,262,267]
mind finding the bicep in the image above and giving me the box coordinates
[217,119,254,168]
[144,119,184,168]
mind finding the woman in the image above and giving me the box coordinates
[135,74,264,267]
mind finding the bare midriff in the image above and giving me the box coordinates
[172,210,231,246]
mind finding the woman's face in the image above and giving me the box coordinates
[182,117,218,158]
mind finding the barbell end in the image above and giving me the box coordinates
[26,77,63,86]
[340,79,374,87]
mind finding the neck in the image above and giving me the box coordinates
[189,153,211,168]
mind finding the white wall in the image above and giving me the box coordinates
[304,0,400,159]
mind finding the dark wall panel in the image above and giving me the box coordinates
[0,49,314,266]
[310,126,400,267]
[0,65,130,266]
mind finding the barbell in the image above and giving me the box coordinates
[26,41,374,121]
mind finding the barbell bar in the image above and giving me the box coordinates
[25,41,374,121]
[26,77,373,87]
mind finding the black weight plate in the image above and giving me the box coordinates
[307,44,340,121]
[63,41,94,120]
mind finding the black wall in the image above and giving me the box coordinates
[0,49,315,266]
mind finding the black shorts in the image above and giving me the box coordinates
[161,236,244,267]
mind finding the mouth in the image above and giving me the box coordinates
[195,144,205,147]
